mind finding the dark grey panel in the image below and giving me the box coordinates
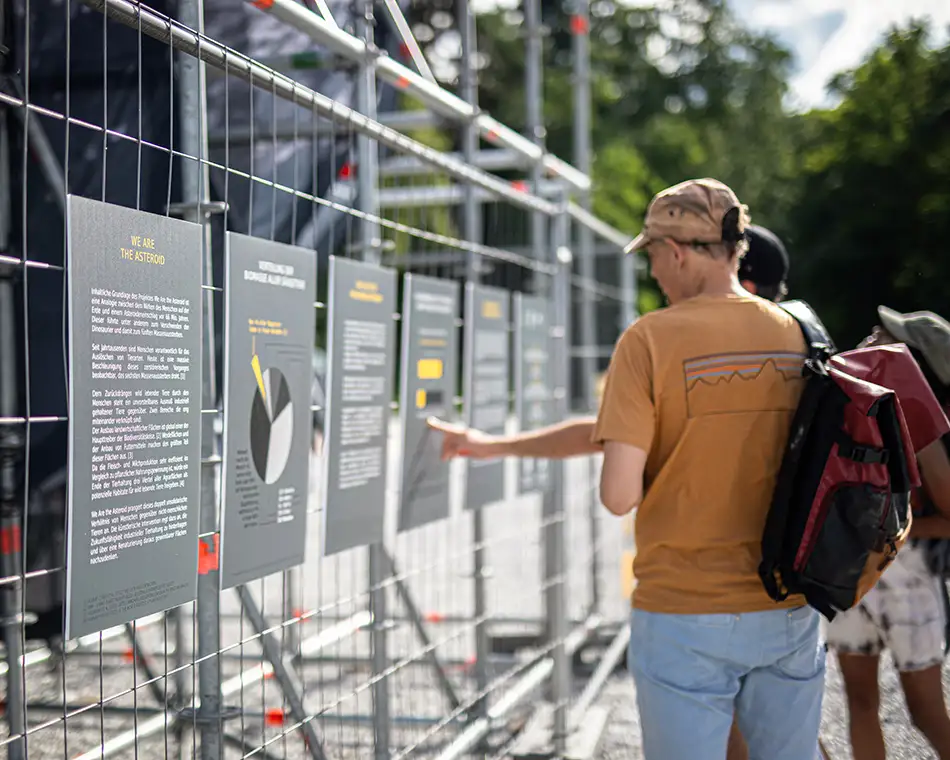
[220,233,316,589]
[322,257,397,555]
[463,284,511,510]
[515,294,555,493]
[65,196,202,640]
[397,275,459,532]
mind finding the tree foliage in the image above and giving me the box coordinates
[782,22,950,347]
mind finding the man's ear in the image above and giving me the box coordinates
[670,240,688,268]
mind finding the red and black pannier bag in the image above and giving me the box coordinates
[760,300,950,620]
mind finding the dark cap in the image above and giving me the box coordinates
[738,225,789,289]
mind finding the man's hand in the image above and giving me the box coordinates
[426,417,500,461]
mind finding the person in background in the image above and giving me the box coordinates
[826,306,950,760]
[739,224,789,302]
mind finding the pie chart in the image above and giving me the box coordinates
[249,364,294,485]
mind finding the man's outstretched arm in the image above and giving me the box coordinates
[426,417,600,461]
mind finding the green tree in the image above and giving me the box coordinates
[784,21,950,347]
[472,1,796,215]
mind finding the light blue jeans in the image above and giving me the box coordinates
[628,606,826,760]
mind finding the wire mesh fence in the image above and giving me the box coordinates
[0,1,634,758]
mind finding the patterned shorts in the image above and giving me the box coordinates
[826,544,947,672]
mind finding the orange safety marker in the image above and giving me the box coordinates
[198,535,220,576]
[570,15,589,35]
[265,708,285,726]
[251,0,274,8]
[0,524,21,556]
[423,612,445,624]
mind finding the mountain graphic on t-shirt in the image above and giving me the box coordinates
[683,351,806,418]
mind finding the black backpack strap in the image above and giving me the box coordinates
[778,300,837,360]
[759,300,836,603]
[758,369,830,601]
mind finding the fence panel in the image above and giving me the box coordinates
[0,1,634,758]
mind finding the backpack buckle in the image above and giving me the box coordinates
[837,438,890,465]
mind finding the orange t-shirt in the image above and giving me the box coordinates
[593,294,808,614]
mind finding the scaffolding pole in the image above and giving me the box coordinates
[0,35,26,757]
[377,0,437,84]
[353,4,391,758]
[546,196,573,756]
[377,149,528,178]
[457,0,491,736]
[207,110,444,145]
[524,0,547,271]
[242,0,590,192]
[374,181,566,208]
[173,1,222,757]
[570,0,602,622]
[572,0,597,409]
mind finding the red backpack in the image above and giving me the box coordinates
[759,301,949,620]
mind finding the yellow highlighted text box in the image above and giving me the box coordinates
[416,358,443,380]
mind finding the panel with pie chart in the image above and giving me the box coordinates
[221,232,315,590]
[249,358,294,485]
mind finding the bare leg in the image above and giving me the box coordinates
[900,664,950,759]
[838,653,885,760]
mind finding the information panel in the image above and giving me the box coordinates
[398,275,459,532]
[514,294,554,493]
[220,233,316,588]
[463,284,510,510]
[323,257,397,555]
[65,196,202,640]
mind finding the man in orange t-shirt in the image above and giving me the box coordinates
[591,178,823,760]
[427,214,815,758]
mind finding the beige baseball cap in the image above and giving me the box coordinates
[878,306,950,385]
[624,177,748,254]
